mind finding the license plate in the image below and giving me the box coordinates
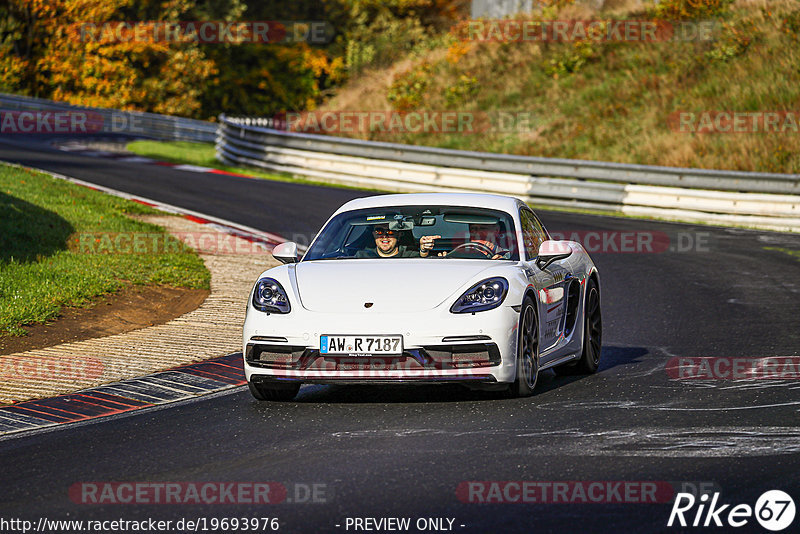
[320,335,403,355]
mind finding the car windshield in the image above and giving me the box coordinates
[303,205,519,261]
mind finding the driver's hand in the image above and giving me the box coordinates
[419,235,441,257]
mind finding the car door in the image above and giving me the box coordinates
[520,208,570,359]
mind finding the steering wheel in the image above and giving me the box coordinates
[447,241,496,258]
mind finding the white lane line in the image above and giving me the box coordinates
[172,164,214,172]
[653,401,800,411]
[115,156,156,163]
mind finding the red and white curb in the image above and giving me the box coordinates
[57,141,261,181]
[0,353,247,438]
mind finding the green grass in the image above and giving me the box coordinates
[126,140,383,192]
[764,247,800,261]
[126,140,219,168]
[0,164,210,337]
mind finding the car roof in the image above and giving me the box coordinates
[332,193,525,217]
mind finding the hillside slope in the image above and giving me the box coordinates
[318,0,800,173]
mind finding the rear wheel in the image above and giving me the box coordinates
[248,380,301,401]
[554,278,602,376]
[508,296,539,397]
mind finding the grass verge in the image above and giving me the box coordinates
[764,247,800,261]
[0,163,210,337]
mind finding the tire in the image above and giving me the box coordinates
[508,295,539,397]
[555,278,602,375]
[248,380,301,401]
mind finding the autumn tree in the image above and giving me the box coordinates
[0,0,220,116]
[0,0,465,118]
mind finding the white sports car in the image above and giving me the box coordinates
[243,193,601,400]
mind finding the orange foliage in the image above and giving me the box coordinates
[652,0,734,20]
[2,0,216,117]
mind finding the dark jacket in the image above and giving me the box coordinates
[355,245,420,258]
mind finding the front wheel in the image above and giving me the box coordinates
[248,380,300,401]
[508,296,539,397]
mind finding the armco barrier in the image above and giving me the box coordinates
[2,94,796,232]
[0,93,216,142]
[217,116,800,232]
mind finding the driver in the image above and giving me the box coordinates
[420,222,510,259]
[465,221,510,259]
[356,224,420,258]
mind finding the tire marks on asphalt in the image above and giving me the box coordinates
[329,427,800,457]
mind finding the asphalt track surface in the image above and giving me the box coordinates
[1,136,800,533]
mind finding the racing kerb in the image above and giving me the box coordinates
[217,116,800,233]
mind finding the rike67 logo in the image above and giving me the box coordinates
[668,490,795,531]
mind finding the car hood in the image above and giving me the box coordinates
[294,260,497,313]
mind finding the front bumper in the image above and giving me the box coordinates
[243,305,520,385]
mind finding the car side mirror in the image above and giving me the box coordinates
[272,241,298,264]
[535,240,572,270]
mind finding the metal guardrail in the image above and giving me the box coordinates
[0,93,217,143]
[217,115,800,232]
[4,95,794,231]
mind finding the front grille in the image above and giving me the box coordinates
[245,344,308,369]
[246,342,501,371]
[421,343,502,369]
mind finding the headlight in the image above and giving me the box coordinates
[252,278,291,314]
[450,277,509,314]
